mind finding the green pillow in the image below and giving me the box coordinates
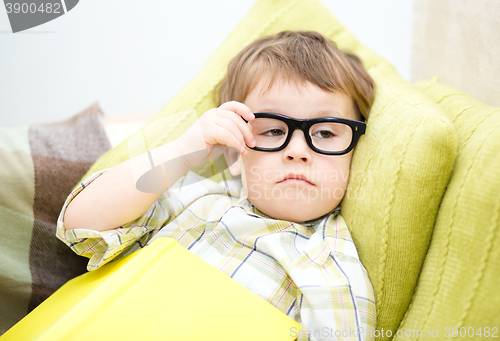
[80,0,457,337]
[340,64,456,338]
[396,80,500,337]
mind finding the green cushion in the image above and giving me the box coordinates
[396,80,500,337]
[80,0,457,337]
[340,65,456,338]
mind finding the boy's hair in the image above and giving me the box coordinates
[217,31,375,120]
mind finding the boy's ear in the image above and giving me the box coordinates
[223,147,242,176]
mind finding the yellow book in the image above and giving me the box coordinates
[2,238,300,341]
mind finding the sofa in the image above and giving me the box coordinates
[1,0,499,339]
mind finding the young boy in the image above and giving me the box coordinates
[58,31,376,340]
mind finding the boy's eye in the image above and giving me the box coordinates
[263,129,286,137]
[312,130,336,139]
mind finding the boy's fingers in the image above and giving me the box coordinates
[218,101,255,122]
[218,110,255,147]
[214,119,248,153]
[211,126,247,155]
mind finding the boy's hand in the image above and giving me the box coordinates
[180,101,256,169]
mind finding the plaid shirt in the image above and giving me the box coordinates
[57,171,375,341]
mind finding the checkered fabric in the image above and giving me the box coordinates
[57,171,375,341]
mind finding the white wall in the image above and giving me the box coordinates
[0,0,413,127]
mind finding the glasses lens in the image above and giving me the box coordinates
[309,122,353,152]
[250,117,288,149]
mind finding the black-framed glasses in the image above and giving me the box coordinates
[247,112,366,155]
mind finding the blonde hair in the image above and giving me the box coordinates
[217,31,375,120]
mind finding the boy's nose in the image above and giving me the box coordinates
[283,130,312,163]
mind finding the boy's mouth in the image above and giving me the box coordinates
[277,174,315,186]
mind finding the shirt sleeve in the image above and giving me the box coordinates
[56,170,210,271]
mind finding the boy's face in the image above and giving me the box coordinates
[229,79,358,223]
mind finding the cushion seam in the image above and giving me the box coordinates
[458,173,500,327]
[456,119,500,326]
[420,110,496,330]
[376,109,424,319]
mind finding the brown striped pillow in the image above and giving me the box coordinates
[0,103,111,334]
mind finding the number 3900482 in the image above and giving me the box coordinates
[5,3,61,14]
[444,327,498,338]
